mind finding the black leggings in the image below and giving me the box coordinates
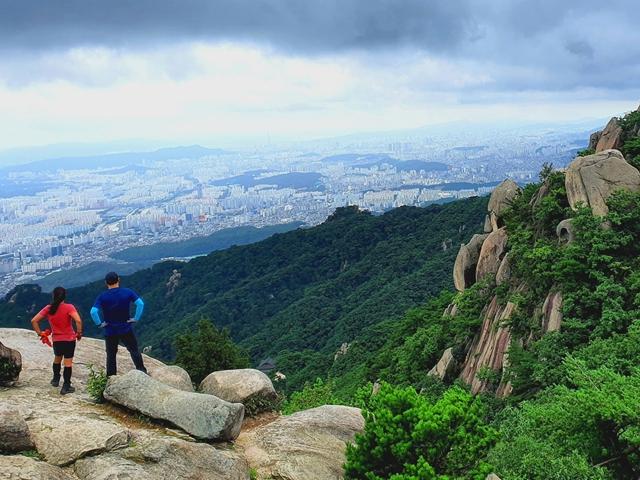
[105,332,147,376]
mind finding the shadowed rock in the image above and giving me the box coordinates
[565,149,640,216]
[556,218,575,244]
[0,405,34,452]
[200,369,276,405]
[453,234,488,291]
[487,179,520,231]
[104,370,245,441]
[595,118,624,152]
[428,347,455,380]
[495,252,511,286]
[0,340,22,386]
[237,405,364,480]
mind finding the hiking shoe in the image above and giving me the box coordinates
[50,376,60,387]
[60,384,75,395]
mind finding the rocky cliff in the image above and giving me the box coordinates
[432,110,640,397]
[0,328,363,480]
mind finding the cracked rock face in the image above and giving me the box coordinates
[565,149,640,217]
[595,118,624,152]
[476,228,508,284]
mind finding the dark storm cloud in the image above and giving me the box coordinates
[0,0,638,94]
[0,0,477,54]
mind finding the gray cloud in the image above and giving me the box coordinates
[0,0,638,95]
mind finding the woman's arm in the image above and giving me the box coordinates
[31,313,44,335]
[71,311,83,340]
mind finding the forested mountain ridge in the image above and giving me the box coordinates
[339,106,640,479]
[0,197,488,391]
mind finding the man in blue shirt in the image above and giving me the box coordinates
[90,272,147,376]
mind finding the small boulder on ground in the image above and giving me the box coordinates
[200,368,276,405]
[0,340,22,386]
[0,404,34,452]
[0,455,76,480]
[151,365,193,392]
[565,149,640,216]
[29,415,129,466]
[104,370,244,441]
[237,405,364,480]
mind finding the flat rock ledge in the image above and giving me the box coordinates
[104,370,245,441]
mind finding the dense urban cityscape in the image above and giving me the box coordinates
[0,122,592,294]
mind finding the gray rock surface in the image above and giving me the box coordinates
[476,228,508,283]
[427,347,455,380]
[595,117,624,152]
[74,433,249,480]
[29,415,129,466]
[151,364,193,392]
[453,234,489,291]
[556,218,576,244]
[0,455,76,480]
[0,339,22,386]
[565,149,640,216]
[237,405,364,480]
[495,252,511,286]
[542,291,563,333]
[487,179,520,231]
[200,369,276,405]
[0,404,34,452]
[104,370,244,441]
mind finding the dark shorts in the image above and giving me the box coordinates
[52,341,76,359]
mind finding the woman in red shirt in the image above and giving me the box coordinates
[31,286,83,395]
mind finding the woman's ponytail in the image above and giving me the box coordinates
[49,286,66,315]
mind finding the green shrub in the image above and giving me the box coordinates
[86,364,108,403]
[344,383,496,479]
[175,318,250,385]
[577,148,595,157]
[244,392,284,417]
[281,377,340,415]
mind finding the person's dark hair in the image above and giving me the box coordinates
[105,271,119,286]
[49,286,66,315]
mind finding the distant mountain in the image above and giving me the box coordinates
[211,171,325,190]
[320,153,448,172]
[1,145,229,173]
[0,197,487,391]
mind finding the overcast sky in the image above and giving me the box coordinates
[0,0,638,150]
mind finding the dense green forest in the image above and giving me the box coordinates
[0,196,487,392]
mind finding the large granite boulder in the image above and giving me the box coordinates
[237,405,364,480]
[0,405,34,452]
[487,179,520,231]
[453,234,489,291]
[74,434,249,480]
[0,455,76,480]
[152,365,193,392]
[476,228,508,283]
[427,347,455,380]
[104,370,244,441]
[595,117,624,152]
[565,149,640,216]
[200,368,276,405]
[29,415,129,466]
[0,339,22,386]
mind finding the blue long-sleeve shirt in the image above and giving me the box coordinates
[91,287,144,335]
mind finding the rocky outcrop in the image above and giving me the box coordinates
[30,415,129,466]
[495,252,511,286]
[595,118,624,152]
[0,455,76,480]
[0,339,22,386]
[74,434,249,480]
[486,474,502,480]
[476,228,508,283]
[151,364,193,392]
[237,405,364,480]
[200,368,277,405]
[542,291,563,333]
[460,296,514,395]
[427,347,455,380]
[453,234,488,291]
[105,370,245,441]
[487,179,520,231]
[589,130,602,150]
[0,404,34,452]
[556,218,575,244]
[565,149,640,216]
